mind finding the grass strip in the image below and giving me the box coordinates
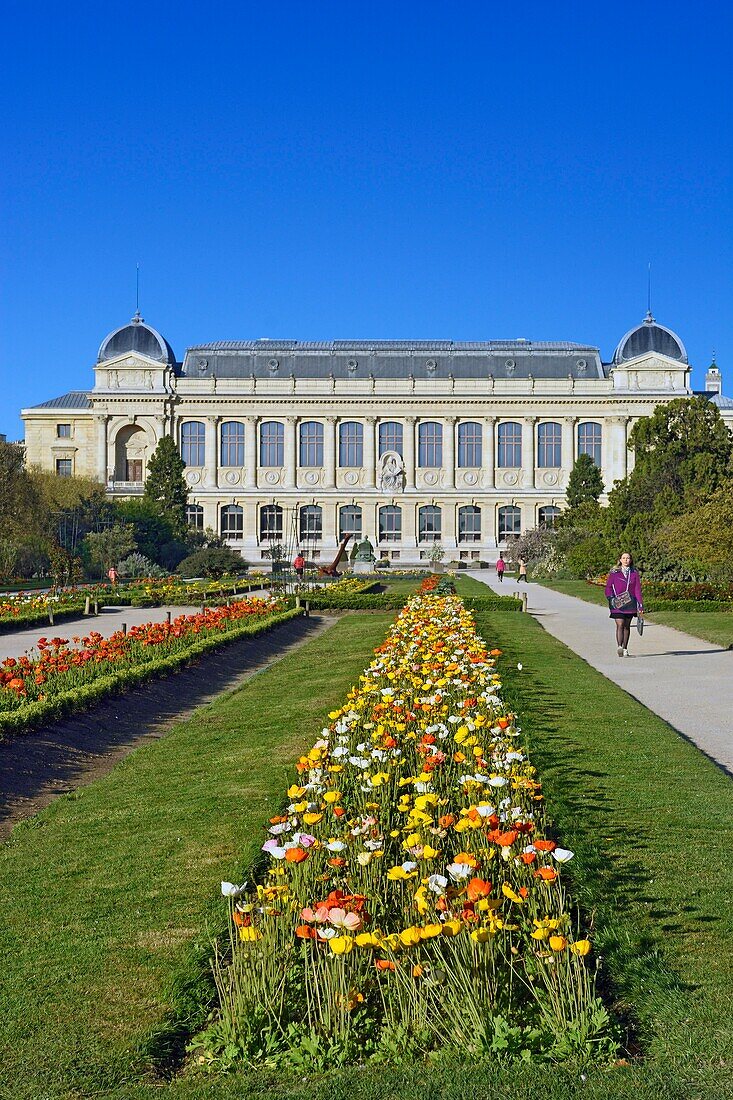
[0,613,396,1100]
[0,609,300,740]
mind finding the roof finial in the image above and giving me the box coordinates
[644,261,654,323]
[132,264,143,323]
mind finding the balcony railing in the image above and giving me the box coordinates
[109,480,145,493]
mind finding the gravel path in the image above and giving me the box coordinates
[469,571,733,775]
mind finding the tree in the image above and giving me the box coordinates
[566,453,604,509]
[625,396,733,515]
[84,524,136,577]
[655,483,733,582]
[176,546,246,578]
[143,435,188,535]
[0,441,41,542]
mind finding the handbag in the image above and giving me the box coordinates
[636,615,644,636]
[610,572,636,611]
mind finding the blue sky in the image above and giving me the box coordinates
[2,1,731,439]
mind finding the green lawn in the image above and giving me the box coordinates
[535,578,609,605]
[382,573,491,597]
[1,605,732,1100]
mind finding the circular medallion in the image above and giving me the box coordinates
[463,471,478,486]
[344,471,359,486]
[225,470,240,485]
[423,471,438,486]
[265,470,280,485]
[543,472,558,486]
[186,471,201,486]
[305,470,319,485]
[502,472,518,487]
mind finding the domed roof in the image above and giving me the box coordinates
[97,313,176,364]
[613,312,687,365]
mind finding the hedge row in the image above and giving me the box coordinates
[0,604,91,635]
[645,599,733,613]
[0,608,300,740]
[301,592,523,612]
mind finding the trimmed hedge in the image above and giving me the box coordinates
[0,604,91,635]
[0,608,300,740]
[302,592,523,612]
[645,599,733,613]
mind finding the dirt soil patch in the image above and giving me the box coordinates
[0,614,337,840]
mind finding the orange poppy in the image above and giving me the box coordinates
[520,852,537,865]
[328,857,347,868]
[295,924,317,939]
[496,830,518,848]
[439,814,456,828]
[285,847,309,863]
[534,840,556,852]
[375,959,397,971]
[465,876,492,901]
[534,867,558,882]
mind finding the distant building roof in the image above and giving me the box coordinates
[29,391,92,410]
[613,313,687,365]
[181,340,606,380]
[710,393,733,409]
[97,313,176,365]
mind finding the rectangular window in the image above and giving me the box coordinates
[457,422,482,467]
[260,422,284,467]
[125,459,143,482]
[300,422,324,467]
[339,506,362,541]
[56,423,71,438]
[378,422,403,457]
[180,422,205,466]
[186,504,204,530]
[220,422,245,466]
[55,458,72,477]
[418,423,443,467]
[458,506,481,542]
[339,422,363,467]
[537,422,562,468]
[379,506,402,542]
[578,422,602,467]
[497,423,522,468]
[419,506,442,542]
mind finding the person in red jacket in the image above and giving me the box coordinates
[293,550,305,580]
[495,553,506,582]
[604,552,644,657]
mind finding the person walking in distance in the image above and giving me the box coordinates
[605,552,644,657]
[293,549,305,581]
[496,553,505,583]
[107,565,119,587]
[517,556,528,583]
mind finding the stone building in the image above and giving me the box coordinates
[21,312,730,565]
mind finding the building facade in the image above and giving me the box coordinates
[21,313,731,564]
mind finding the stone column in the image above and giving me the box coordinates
[443,417,456,490]
[363,417,376,488]
[324,418,337,488]
[608,416,629,483]
[562,416,577,486]
[205,416,219,488]
[154,414,167,442]
[284,417,297,489]
[402,499,417,550]
[244,416,258,489]
[483,417,495,489]
[242,499,259,556]
[523,417,537,489]
[403,417,416,490]
[95,415,108,483]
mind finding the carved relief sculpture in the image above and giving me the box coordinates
[379,451,405,493]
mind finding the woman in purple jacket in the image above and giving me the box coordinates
[604,552,644,657]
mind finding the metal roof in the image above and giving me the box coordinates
[29,391,92,410]
[613,314,687,365]
[181,340,606,380]
[98,314,176,365]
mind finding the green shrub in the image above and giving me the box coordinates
[176,547,248,578]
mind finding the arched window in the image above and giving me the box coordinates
[457,422,482,467]
[379,421,403,457]
[299,421,324,467]
[221,504,244,540]
[578,422,602,466]
[260,421,284,467]
[180,421,205,466]
[419,505,442,542]
[379,505,402,542]
[458,505,481,542]
[538,505,561,529]
[339,505,362,541]
[497,422,522,468]
[418,422,442,467]
[260,504,283,541]
[498,505,521,541]
[339,422,363,466]
[537,422,562,468]
[186,503,204,530]
[220,421,245,466]
[299,505,322,542]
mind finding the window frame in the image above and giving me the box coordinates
[259,504,283,542]
[299,421,324,467]
[259,421,285,467]
[186,503,204,530]
[338,505,362,541]
[378,421,404,457]
[498,505,521,541]
[220,421,245,467]
[55,457,73,478]
[220,504,244,541]
[180,421,206,467]
[538,505,561,529]
[497,422,522,468]
[458,505,481,542]
[378,505,402,542]
[338,421,364,467]
[56,423,72,438]
[418,422,443,468]
[418,505,442,542]
[537,422,562,468]
[457,422,482,468]
[299,505,323,542]
[577,421,602,467]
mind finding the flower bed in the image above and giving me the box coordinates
[0,598,293,738]
[204,593,610,1069]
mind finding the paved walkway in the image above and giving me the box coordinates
[468,571,733,775]
[0,605,202,661]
